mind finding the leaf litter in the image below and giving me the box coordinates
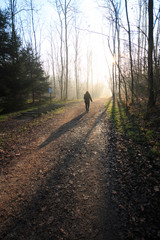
[0,99,159,239]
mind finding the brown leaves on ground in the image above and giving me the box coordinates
[107,118,160,239]
[0,99,160,240]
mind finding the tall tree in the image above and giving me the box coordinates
[73,11,80,99]
[55,0,64,99]
[0,8,25,111]
[50,31,56,97]
[86,50,92,91]
[55,0,73,99]
[0,9,11,63]
[137,0,142,88]
[9,0,21,62]
[125,0,134,103]
[22,46,49,104]
[153,4,160,102]
[64,0,69,100]
[104,0,121,99]
[0,9,49,112]
[147,0,155,107]
[30,0,37,55]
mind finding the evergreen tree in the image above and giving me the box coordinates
[0,8,26,111]
[0,9,11,63]
[20,46,49,104]
[0,9,49,112]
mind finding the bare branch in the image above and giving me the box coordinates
[154,7,160,28]
[66,0,72,9]
[14,8,32,16]
[137,26,148,39]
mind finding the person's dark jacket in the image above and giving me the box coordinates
[84,91,92,102]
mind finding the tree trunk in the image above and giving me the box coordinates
[153,8,160,102]
[56,0,64,100]
[65,0,69,100]
[86,50,92,91]
[144,1,148,72]
[147,0,155,108]
[75,43,79,99]
[137,0,142,90]
[10,0,17,62]
[60,32,64,100]
[74,13,78,99]
[125,0,134,104]
[112,20,116,100]
[117,21,121,99]
[30,0,37,55]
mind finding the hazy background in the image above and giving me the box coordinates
[1,0,113,99]
[0,0,159,101]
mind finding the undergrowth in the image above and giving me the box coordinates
[0,106,64,150]
[0,99,80,122]
[106,97,160,162]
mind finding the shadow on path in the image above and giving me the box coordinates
[2,108,111,240]
[39,112,86,149]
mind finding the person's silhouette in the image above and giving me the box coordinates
[84,91,92,112]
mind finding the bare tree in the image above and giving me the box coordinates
[55,0,65,99]
[117,14,121,99]
[137,0,142,88]
[143,0,148,73]
[103,0,121,99]
[9,0,18,62]
[54,0,73,100]
[86,50,92,91]
[73,11,80,99]
[49,30,56,97]
[154,5,160,102]
[30,0,37,55]
[108,38,128,105]
[147,0,155,108]
[125,0,134,104]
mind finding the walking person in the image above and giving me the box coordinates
[84,91,92,112]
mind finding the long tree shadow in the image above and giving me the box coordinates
[117,100,150,148]
[107,99,160,239]
[2,108,110,240]
[118,101,143,138]
[110,97,116,125]
[39,112,86,149]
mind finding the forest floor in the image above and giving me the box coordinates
[0,98,159,240]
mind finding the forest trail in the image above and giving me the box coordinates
[0,99,120,240]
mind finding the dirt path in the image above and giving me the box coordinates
[0,99,121,240]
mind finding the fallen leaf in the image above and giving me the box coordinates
[93,151,97,155]
[154,186,159,192]
[15,153,21,156]
[132,216,136,222]
[140,218,146,223]
[112,190,117,194]
[119,204,125,209]
[47,216,54,224]
[41,206,47,212]
[69,180,73,185]
[60,228,67,235]
[83,195,89,200]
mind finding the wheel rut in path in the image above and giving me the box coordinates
[0,99,119,240]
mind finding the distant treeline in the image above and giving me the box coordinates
[0,9,49,113]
